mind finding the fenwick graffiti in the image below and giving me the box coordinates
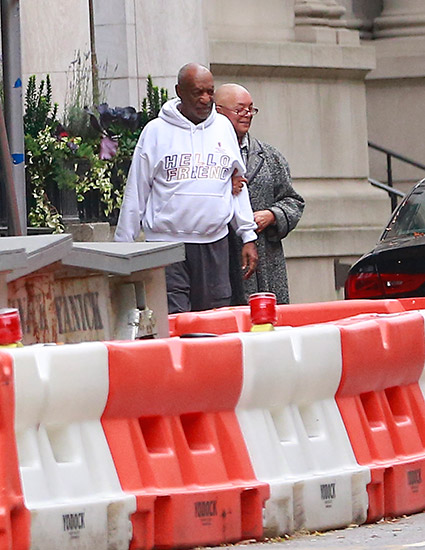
[8,273,58,343]
[54,292,103,333]
[8,273,111,343]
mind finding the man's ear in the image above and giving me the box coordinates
[175,84,181,99]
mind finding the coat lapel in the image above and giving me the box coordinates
[246,135,265,183]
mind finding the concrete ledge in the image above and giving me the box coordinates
[285,226,382,258]
[4,234,73,282]
[210,39,376,78]
[285,226,382,304]
[367,36,425,80]
[293,179,391,229]
[64,242,186,276]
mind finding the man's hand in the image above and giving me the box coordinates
[241,241,258,279]
[254,210,275,233]
[231,169,247,195]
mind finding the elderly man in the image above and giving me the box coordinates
[115,64,258,313]
[215,83,305,304]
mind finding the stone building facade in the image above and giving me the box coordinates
[17,0,425,303]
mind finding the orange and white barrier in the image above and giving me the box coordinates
[8,343,136,550]
[235,325,370,535]
[168,299,407,337]
[3,299,425,548]
[334,312,425,522]
[169,301,425,531]
[0,351,30,550]
[102,336,269,550]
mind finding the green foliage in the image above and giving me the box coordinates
[24,73,169,232]
[24,75,59,138]
[25,130,85,231]
[140,75,168,128]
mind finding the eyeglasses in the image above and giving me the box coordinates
[217,105,259,117]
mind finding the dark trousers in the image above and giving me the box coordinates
[165,236,231,313]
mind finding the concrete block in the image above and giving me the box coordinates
[337,28,360,46]
[65,222,113,243]
[295,26,338,44]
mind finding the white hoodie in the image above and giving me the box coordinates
[114,98,257,244]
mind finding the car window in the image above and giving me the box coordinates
[382,185,425,239]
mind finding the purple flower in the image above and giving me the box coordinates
[99,135,118,160]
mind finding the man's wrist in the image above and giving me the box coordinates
[241,231,258,244]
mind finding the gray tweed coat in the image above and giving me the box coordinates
[229,134,305,305]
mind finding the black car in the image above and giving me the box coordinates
[345,178,425,299]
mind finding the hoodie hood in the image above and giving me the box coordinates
[159,97,217,129]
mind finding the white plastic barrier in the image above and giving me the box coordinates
[10,343,136,550]
[236,325,370,535]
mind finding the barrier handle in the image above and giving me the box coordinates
[180,333,218,338]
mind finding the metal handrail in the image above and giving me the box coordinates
[368,141,425,171]
[368,141,425,211]
[368,177,405,198]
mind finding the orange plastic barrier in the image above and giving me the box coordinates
[0,351,30,550]
[274,299,404,327]
[169,299,404,336]
[334,312,425,522]
[102,337,269,550]
[398,297,425,311]
[169,307,251,336]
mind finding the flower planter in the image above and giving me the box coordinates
[78,189,107,223]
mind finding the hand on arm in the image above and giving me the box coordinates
[254,209,276,233]
[231,168,247,196]
[241,241,258,279]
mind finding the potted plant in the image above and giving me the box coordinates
[24,73,168,232]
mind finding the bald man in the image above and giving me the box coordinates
[216,83,305,304]
[115,65,258,313]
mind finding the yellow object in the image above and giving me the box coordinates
[0,342,24,348]
[250,323,275,332]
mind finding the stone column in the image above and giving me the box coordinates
[339,0,383,40]
[295,0,345,26]
[374,0,425,38]
[294,0,359,44]
[206,0,295,43]
[94,0,208,107]
[325,0,348,25]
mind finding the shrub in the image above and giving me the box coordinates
[24,73,168,232]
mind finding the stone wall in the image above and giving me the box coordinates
[366,1,425,192]
[13,0,417,303]
[20,0,92,113]
[207,1,388,303]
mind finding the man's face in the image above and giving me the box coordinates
[216,89,254,141]
[176,69,215,125]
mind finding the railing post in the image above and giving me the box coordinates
[368,141,425,211]
[386,153,398,211]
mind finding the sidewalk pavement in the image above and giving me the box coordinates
[216,512,425,550]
